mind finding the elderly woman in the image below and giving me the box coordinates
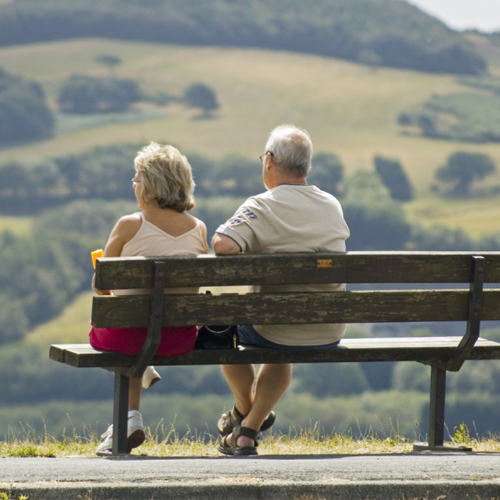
[90,142,209,455]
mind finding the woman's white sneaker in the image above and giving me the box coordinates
[142,366,161,389]
[96,410,145,456]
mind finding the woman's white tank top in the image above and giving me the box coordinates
[122,212,208,257]
[115,212,208,296]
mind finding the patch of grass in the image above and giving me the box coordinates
[2,423,500,458]
[1,423,98,458]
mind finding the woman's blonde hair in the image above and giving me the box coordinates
[134,142,195,212]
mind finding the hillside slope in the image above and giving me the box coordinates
[0,39,499,195]
[0,0,486,75]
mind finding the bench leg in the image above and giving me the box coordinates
[413,364,471,452]
[112,372,130,456]
[428,364,446,448]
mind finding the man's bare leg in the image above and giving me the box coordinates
[221,364,256,415]
[222,363,292,447]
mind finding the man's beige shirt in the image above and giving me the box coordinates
[216,184,350,346]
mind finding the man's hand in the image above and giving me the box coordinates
[212,233,241,255]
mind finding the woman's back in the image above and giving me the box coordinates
[122,210,208,257]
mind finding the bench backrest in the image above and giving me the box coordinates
[91,251,500,376]
[93,252,500,327]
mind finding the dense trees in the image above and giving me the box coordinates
[0,0,487,75]
[0,67,54,146]
[436,151,496,196]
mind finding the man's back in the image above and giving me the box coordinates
[218,184,349,254]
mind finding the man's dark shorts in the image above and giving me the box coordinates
[238,324,340,350]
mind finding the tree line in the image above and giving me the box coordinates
[0,0,487,75]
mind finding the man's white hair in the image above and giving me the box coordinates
[265,124,313,177]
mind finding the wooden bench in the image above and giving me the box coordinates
[50,251,500,456]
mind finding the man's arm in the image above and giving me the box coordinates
[212,233,241,255]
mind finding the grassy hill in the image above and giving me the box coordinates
[0,0,486,75]
[0,38,499,235]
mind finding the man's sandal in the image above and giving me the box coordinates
[217,405,276,436]
[218,425,259,456]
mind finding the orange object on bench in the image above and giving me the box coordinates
[91,249,104,269]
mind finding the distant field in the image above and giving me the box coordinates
[405,193,500,237]
[0,38,499,236]
[0,216,32,236]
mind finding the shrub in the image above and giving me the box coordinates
[58,75,141,114]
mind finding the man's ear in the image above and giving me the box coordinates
[265,153,275,171]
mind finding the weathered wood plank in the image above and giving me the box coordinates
[49,337,500,369]
[94,252,500,290]
[91,289,500,328]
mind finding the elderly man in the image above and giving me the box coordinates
[212,124,350,456]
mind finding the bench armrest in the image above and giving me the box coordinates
[446,255,485,371]
[128,260,167,378]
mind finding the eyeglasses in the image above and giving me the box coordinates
[131,178,141,187]
[259,151,273,162]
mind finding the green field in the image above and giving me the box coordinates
[25,291,94,347]
[0,38,500,235]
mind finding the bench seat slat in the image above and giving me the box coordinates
[91,289,500,328]
[49,337,500,369]
[95,252,500,290]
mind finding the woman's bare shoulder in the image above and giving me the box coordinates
[114,212,142,238]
